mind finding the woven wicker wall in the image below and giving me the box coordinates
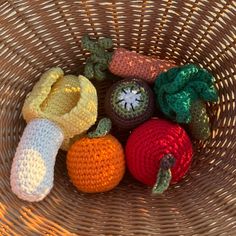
[0,0,235,235]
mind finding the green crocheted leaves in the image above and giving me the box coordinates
[81,35,113,81]
[88,118,112,138]
[154,64,218,124]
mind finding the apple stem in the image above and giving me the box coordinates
[152,154,176,194]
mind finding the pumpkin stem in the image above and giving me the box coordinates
[88,118,112,138]
[152,154,176,194]
[81,35,113,81]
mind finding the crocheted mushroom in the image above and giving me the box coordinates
[154,64,218,140]
[81,35,175,83]
[11,68,97,202]
[126,118,193,194]
[105,79,155,130]
[67,118,125,193]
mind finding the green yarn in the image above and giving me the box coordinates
[111,81,149,119]
[154,64,218,124]
[152,154,175,195]
[88,118,112,138]
[81,35,113,81]
[189,100,211,140]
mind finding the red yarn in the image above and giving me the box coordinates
[125,118,193,186]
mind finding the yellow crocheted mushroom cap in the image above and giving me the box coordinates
[22,67,98,149]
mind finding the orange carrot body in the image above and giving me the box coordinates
[109,48,175,83]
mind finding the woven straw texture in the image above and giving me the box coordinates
[0,0,235,235]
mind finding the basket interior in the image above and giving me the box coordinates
[0,0,236,235]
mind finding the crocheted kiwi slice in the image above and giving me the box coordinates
[105,79,154,129]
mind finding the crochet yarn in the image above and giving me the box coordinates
[67,133,125,193]
[10,119,63,202]
[81,35,175,83]
[109,48,175,83]
[126,118,193,193]
[22,67,98,148]
[189,100,211,140]
[105,79,154,130]
[154,64,218,140]
[154,64,218,124]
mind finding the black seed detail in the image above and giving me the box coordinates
[122,88,127,94]
[135,90,142,94]
[135,99,144,102]
[131,103,135,111]
[116,99,124,104]
[124,102,127,109]
[130,86,134,92]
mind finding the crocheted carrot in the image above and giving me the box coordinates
[67,118,125,193]
[154,64,218,140]
[81,35,175,83]
[126,118,193,194]
[11,68,97,202]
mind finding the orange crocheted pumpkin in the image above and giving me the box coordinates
[67,119,125,193]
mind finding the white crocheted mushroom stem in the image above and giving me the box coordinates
[10,119,64,202]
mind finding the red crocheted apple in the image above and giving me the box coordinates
[125,118,193,194]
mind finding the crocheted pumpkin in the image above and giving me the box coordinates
[67,118,125,193]
[81,35,175,83]
[126,118,193,194]
[11,68,97,202]
[105,79,155,130]
[154,64,218,140]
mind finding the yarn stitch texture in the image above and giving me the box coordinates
[105,79,154,130]
[22,67,98,149]
[10,119,64,202]
[81,35,175,83]
[154,64,218,124]
[67,135,125,193]
[126,119,193,187]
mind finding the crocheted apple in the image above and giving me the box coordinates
[125,118,193,194]
[67,118,125,193]
[11,68,97,202]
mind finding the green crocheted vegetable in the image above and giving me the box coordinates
[154,64,218,140]
[88,118,112,138]
[81,35,113,81]
[189,100,211,140]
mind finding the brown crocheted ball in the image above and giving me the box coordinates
[105,79,155,130]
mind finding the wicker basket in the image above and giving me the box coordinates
[0,0,235,235]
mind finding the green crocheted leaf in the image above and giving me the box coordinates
[81,35,114,81]
[98,37,113,49]
[88,118,112,138]
[84,62,94,79]
[94,63,108,81]
[154,64,218,124]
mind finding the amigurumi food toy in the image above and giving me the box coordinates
[11,67,97,202]
[105,78,155,130]
[154,64,218,140]
[126,118,193,194]
[67,118,125,193]
[81,35,175,83]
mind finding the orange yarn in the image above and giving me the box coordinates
[66,135,125,193]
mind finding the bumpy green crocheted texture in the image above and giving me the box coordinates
[189,100,211,140]
[154,64,218,124]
